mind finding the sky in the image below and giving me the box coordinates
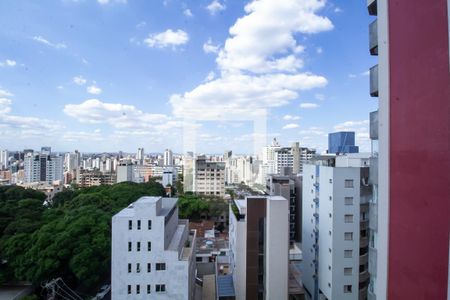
[0,0,378,155]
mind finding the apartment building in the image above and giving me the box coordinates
[194,156,225,197]
[117,161,134,183]
[366,1,450,299]
[24,152,64,184]
[229,196,289,300]
[111,196,196,300]
[76,169,116,187]
[266,174,302,243]
[302,154,371,300]
[275,143,316,175]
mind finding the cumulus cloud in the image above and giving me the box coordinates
[203,38,220,54]
[183,8,193,17]
[171,0,331,121]
[144,29,189,49]
[97,0,127,4]
[206,0,226,15]
[300,102,319,109]
[204,71,215,82]
[0,59,16,67]
[73,75,87,86]
[63,99,171,130]
[32,36,67,49]
[282,123,299,130]
[333,120,370,151]
[87,85,102,95]
[283,114,300,121]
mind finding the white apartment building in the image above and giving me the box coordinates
[302,154,371,300]
[229,196,289,300]
[275,143,316,175]
[112,196,196,300]
[163,149,173,166]
[24,152,64,184]
[193,156,225,197]
[0,149,9,169]
[117,161,134,183]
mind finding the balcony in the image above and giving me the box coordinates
[360,252,369,265]
[359,285,369,300]
[369,203,378,230]
[370,64,379,97]
[359,270,370,283]
[369,19,378,55]
[369,247,377,276]
[370,110,379,140]
[360,236,369,248]
[367,0,377,16]
[360,219,369,229]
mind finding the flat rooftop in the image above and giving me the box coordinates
[114,196,178,218]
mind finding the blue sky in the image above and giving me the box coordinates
[0,0,377,154]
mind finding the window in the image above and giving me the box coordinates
[156,284,166,293]
[329,248,332,253]
[137,242,141,252]
[329,196,332,201]
[328,282,331,287]
[156,263,166,271]
[344,285,353,293]
[148,220,152,230]
[328,265,331,270]
[136,263,140,273]
[128,263,131,273]
[345,197,353,205]
[345,180,354,188]
[147,241,151,251]
[329,213,332,218]
[344,267,353,275]
[127,285,131,294]
[147,285,151,294]
[128,241,132,252]
[344,250,353,258]
[147,263,151,273]
[345,214,354,223]
[329,230,332,236]
[345,232,353,241]
[128,220,132,230]
[329,179,332,183]
[136,285,140,294]
[137,220,141,230]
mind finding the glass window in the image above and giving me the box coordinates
[156,263,166,271]
[128,263,131,273]
[147,285,151,294]
[128,241,132,252]
[148,220,152,230]
[345,232,353,241]
[344,267,352,275]
[345,214,354,223]
[344,285,352,293]
[128,220,132,230]
[345,179,354,188]
[147,263,151,272]
[137,242,141,252]
[136,285,140,294]
[345,197,353,205]
[127,285,131,294]
[156,284,166,292]
[148,241,151,251]
[137,220,141,230]
[136,263,140,273]
[344,250,353,258]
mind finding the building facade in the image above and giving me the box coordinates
[24,152,64,184]
[302,155,371,300]
[112,196,196,300]
[229,196,289,300]
[366,1,450,299]
[328,132,359,154]
[194,156,225,197]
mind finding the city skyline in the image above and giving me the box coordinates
[0,0,376,154]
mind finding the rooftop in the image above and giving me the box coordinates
[114,196,178,218]
[217,275,236,297]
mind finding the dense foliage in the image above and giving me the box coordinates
[177,193,228,221]
[0,181,166,293]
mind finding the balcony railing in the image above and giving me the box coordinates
[370,110,379,140]
[360,236,369,248]
[369,19,378,55]
[360,252,369,265]
[359,270,370,283]
[370,64,379,97]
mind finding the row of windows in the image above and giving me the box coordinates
[129,220,152,230]
[127,284,165,294]
[128,241,151,252]
[326,283,353,294]
[127,263,165,273]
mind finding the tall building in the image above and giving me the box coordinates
[24,152,64,184]
[328,132,359,154]
[76,169,116,187]
[111,196,196,300]
[117,161,134,183]
[302,154,371,300]
[137,148,144,165]
[193,156,225,197]
[366,1,450,299]
[0,149,8,169]
[163,149,173,166]
[229,196,289,300]
[266,174,302,243]
[275,143,316,175]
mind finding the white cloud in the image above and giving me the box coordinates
[97,0,127,5]
[282,123,299,130]
[333,120,370,151]
[299,126,325,136]
[57,85,64,90]
[283,114,300,121]
[87,85,102,95]
[360,70,370,76]
[0,59,16,67]
[216,0,333,74]
[63,99,170,130]
[204,71,215,82]
[203,38,220,54]
[73,75,87,86]
[170,0,331,120]
[63,131,104,142]
[300,102,319,109]
[144,29,189,49]
[314,93,325,101]
[316,47,323,54]
[32,36,67,49]
[183,8,193,17]
[206,0,226,15]
[0,98,12,114]
[348,73,357,78]
[334,7,342,13]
